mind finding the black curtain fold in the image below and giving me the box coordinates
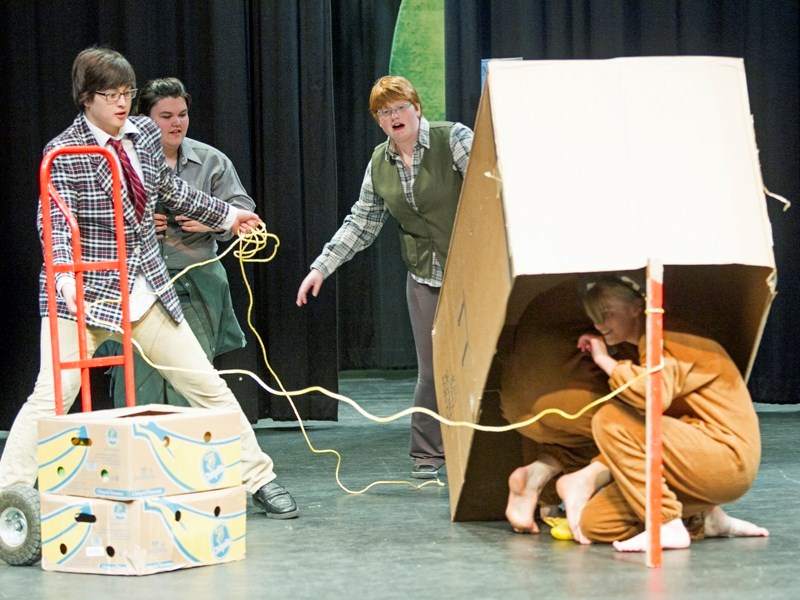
[249,0,339,420]
[329,0,417,370]
[445,0,799,404]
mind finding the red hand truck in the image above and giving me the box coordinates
[0,146,136,566]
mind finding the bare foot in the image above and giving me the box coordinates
[612,518,691,552]
[556,463,608,545]
[703,506,769,538]
[506,458,561,534]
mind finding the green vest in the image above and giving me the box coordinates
[371,122,463,280]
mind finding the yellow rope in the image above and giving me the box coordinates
[82,223,661,495]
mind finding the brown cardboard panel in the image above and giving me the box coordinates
[433,83,514,519]
[448,392,522,522]
[661,264,776,379]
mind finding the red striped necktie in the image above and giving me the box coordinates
[109,137,147,221]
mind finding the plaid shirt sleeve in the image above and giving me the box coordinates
[310,160,390,278]
[450,122,474,177]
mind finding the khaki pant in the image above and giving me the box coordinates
[0,305,275,493]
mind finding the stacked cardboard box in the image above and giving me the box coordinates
[37,404,245,575]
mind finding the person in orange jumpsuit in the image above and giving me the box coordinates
[557,277,768,551]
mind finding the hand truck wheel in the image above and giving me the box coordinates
[0,485,41,566]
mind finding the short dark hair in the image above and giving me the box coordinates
[72,46,136,111]
[136,77,192,117]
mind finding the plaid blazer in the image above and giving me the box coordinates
[37,114,232,330]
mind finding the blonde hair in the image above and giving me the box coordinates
[582,278,645,324]
[369,75,421,121]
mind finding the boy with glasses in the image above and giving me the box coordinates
[0,46,298,529]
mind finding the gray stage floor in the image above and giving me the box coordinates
[1,371,798,599]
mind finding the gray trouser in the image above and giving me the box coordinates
[406,274,444,467]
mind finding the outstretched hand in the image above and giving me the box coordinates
[296,269,324,306]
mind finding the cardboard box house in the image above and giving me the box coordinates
[41,485,246,575]
[38,404,242,499]
[432,57,776,521]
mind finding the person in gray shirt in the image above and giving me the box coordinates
[98,77,253,408]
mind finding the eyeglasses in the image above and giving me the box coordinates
[95,89,138,103]
[376,101,412,119]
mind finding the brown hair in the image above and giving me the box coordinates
[368,75,421,121]
[136,77,192,117]
[72,46,136,111]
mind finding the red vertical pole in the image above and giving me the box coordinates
[39,154,64,415]
[645,259,664,568]
[39,145,135,414]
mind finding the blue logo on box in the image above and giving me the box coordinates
[202,450,225,486]
[212,524,232,560]
[113,502,127,521]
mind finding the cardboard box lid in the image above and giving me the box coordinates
[39,403,240,425]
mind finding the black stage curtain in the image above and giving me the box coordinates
[330,0,418,370]
[0,0,339,427]
[2,1,797,433]
[444,0,800,405]
[248,1,339,420]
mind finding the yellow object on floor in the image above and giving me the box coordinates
[542,516,574,541]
